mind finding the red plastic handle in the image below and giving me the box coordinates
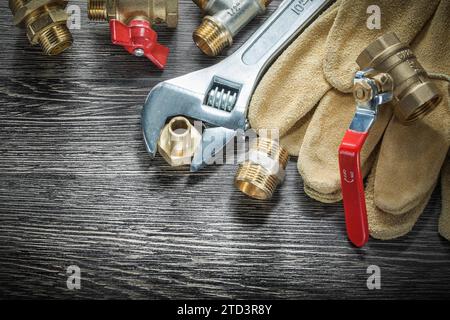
[338,129,369,247]
[109,19,169,69]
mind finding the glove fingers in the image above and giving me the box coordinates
[298,89,392,202]
[439,154,450,241]
[374,81,450,215]
[366,163,435,240]
[248,1,339,137]
[324,0,440,92]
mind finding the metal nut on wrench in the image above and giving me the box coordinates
[142,0,334,171]
[158,117,202,167]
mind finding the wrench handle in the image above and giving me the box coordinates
[238,0,333,68]
[338,129,369,248]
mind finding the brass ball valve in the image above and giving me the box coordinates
[88,0,179,69]
[9,0,73,56]
[338,32,442,247]
[193,0,271,56]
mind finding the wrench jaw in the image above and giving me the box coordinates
[191,127,237,172]
[141,76,247,166]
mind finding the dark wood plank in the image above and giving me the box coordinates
[1,0,449,299]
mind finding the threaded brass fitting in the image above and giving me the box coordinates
[357,32,442,124]
[158,117,202,167]
[235,137,289,200]
[9,0,73,56]
[87,0,179,28]
[193,0,270,56]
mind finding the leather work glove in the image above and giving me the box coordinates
[249,0,450,240]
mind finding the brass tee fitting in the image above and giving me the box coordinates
[9,0,73,56]
[235,137,289,200]
[193,0,271,56]
[357,32,441,124]
[88,0,178,28]
[157,116,202,167]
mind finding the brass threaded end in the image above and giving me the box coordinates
[193,18,229,56]
[235,138,289,200]
[401,95,442,124]
[262,0,273,8]
[88,0,108,21]
[236,164,280,200]
[9,0,27,15]
[192,0,208,10]
[255,138,289,166]
[38,23,73,55]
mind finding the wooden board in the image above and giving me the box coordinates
[0,0,449,299]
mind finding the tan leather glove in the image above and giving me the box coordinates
[249,0,450,239]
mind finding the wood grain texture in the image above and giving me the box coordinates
[1,0,449,300]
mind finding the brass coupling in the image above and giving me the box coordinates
[157,117,202,167]
[193,0,271,56]
[235,137,289,200]
[357,32,441,124]
[88,0,179,28]
[9,0,73,56]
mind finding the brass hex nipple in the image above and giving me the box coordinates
[87,0,179,28]
[157,117,202,167]
[193,0,270,56]
[193,17,230,57]
[235,137,289,200]
[9,0,73,56]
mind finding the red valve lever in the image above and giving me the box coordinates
[109,19,169,69]
[338,129,369,247]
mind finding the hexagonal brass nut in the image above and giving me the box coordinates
[13,0,68,25]
[26,9,68,44]
[157,117,202,167]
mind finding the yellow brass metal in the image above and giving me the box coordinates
[9,0,73,55]
[235,137,289,200]
[158,117,202,167]
[357,32,442,124]
[193,0,271,56]
[87,0,178,28]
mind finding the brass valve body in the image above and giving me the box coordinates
[235,137,288,200]
[9,0,73,56]
[158,117,202,167]
[357,32,441,124]
[193,0,271,56]
[88,0,179,28]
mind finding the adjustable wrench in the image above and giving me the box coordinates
[142,0,334,171]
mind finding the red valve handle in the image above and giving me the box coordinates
[338,129,369,247]
[109,19,169,69]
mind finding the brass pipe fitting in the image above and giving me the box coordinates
[9,0,73,56]
[235,137,289,200]
[88,0,179,28]
[193,0,271,56]
[357,32,441,124]
[157,116,202,167]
